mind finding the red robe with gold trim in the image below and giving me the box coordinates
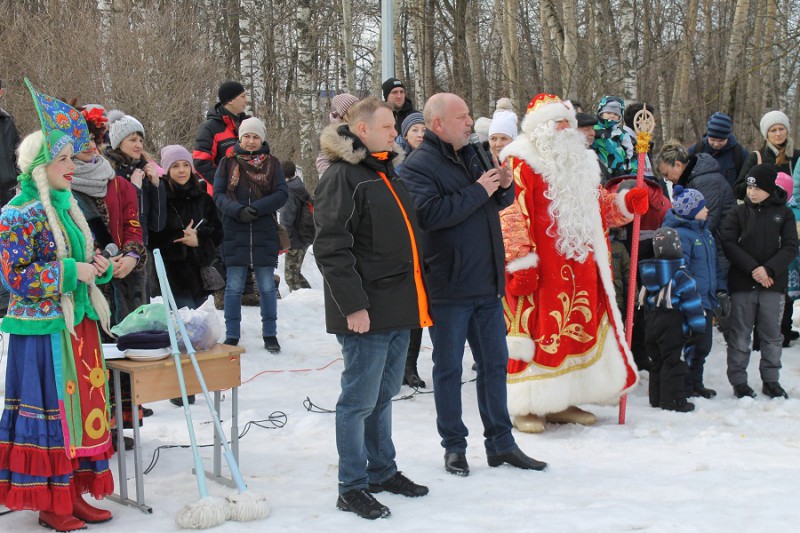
[500,151,639,417]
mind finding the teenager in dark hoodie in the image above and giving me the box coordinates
[688,112,749,189]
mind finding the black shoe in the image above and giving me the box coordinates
[444,452,470,476]
[762,381,789,399]
[660,399,695,412]
[402,366,426,389]
[733,383,757,399]
[111,435,135,452]
[690,386,717,399]
[368,472,428,497]
[790,330,800,340]
[169,395,196,407]
[263,336,281,353]
[471,362,477,371]
[141,406,154,418]
[223,338,239,346]
[487,446,547,471]
[336,488,390,520]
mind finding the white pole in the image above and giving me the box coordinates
[381,0,395,81]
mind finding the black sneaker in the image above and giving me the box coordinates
[369,472,429,497]
[336,488,390,520]
[762,382,789,399]
[223,338,239,346]
[264,336,281,353]
[733,383,757,398]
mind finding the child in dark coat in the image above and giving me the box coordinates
[719,164,798,399]
[662,186,722,399]
[639,227,708,412]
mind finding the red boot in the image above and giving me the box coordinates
[71,493,113,524]
[38,511,86,532]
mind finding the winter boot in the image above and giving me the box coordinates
[545,406,597,425]
[170,395,196,407]
[660,399,695,412]
[223,338,239,346]
[72,493,112,524]
[402,351,425,388]
[38,511,86,532]
[733,383,757,398]
[264,336,281,353]
[512,414,545,433]
[690,385,717,399]
[762,381,789,399]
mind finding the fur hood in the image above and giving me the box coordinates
[319,124,403,166]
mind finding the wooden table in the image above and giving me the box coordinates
[106,344,244,513]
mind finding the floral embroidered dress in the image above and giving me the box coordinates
[0,178,114,514]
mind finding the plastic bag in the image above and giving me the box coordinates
[176,298,223,352]
[110,303,168,337]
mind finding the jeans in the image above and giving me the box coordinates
[335,329,409,494]
[224,265,277,339]
[429,297,515,455]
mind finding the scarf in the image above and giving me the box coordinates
[227,145,275,200]
[767,138,794,166]
[72,157,116,198]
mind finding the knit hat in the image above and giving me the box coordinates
[597,96,624,119]
[473,117,491,142]
[239,117,266,142]
[218,81,245,104]
[776,171,793,201]
[488,110,518,140]
[109,114,144,150]
[521,93,577,135]
[706,112,733,139]
[382,78,404,101]
[330,93,359,123]
[160,145,194,174]
[759,110,791,139]
[745,164,778,194]
[652,227,683,259]
[401,112,425,138]
[576,112,598,128]
[672,185,706,219]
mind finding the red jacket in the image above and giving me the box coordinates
[105,176,146,267]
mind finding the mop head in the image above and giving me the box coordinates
[226,490,270,521]
[176,496,228,529]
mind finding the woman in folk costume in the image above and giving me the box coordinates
[498,94,647,433]
[0,86,115,531]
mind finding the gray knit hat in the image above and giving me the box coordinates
[238,117,267,142]
[760,110,791,139]
[109,114,144,150]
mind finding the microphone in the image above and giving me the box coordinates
[92,243,119,263]
[468,133,493,172]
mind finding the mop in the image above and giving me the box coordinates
[153,249,269,527]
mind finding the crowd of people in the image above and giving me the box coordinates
[0,74,798,527]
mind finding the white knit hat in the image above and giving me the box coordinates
[760,110,791,139]
[109,115,145,149]
[488,110,518,140]
[239,117,267,142]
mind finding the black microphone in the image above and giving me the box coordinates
[92,243,119,263]
[468,133,493,172]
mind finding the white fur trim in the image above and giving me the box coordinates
[521,102,578,136]
[506,335,535,363]
[506,252,539,273]
[616,188,634,218]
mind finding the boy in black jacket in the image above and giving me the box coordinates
[719,164,798,399]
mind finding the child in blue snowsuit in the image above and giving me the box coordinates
[662,186,722,399]
[639,227,708,412]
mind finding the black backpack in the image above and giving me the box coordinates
[292,188,316,245]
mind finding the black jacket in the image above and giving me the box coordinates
[393,98,418,136]
[193,103,249,186]
[688,134,748,188]
[676,153,735,235]
[733,145,800,200]
[0,106,20,206]
[213,143,288,268]
[148,179,223,298]
[719,187,798,293]
[314,124,429,335]
[278,175,311,249]
[399,129,514,303]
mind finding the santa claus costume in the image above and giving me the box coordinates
[498,94,644,432]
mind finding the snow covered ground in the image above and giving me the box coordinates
[2,251,799,532]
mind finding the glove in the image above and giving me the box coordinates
[237,206,259,223]
[508,268,538,297]
[714,291,731,319]
[624,186,649,215]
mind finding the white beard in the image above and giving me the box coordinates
[530,125,601,263]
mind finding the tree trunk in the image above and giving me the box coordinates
[539,0,558,93]
[393,0,405,80]
[721,0,752,115]
[465,0,488,115]
[618,0,637,101]
[295,0,316,185]
[341,0,355,93]
[670,0,699,140]
[561,0,578,100]
[502,0,520,105]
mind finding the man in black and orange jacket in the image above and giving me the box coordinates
[193,81,249,194]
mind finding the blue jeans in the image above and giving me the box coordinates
[429,298,515,455]
[335,329,409,494]
[224,265,277,339]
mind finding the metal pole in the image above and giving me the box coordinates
[381,0,395,82]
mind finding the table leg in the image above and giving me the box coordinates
[131,387,146,507]
[213,391,221,478]
[113,369,127,500]
[232,387,239,462]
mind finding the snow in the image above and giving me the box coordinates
[2,251,799,532]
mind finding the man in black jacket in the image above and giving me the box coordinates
[314,97,431,520]
[400,93,547,477]
[382,77,418,138]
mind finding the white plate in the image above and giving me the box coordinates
[125,347,172,361]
